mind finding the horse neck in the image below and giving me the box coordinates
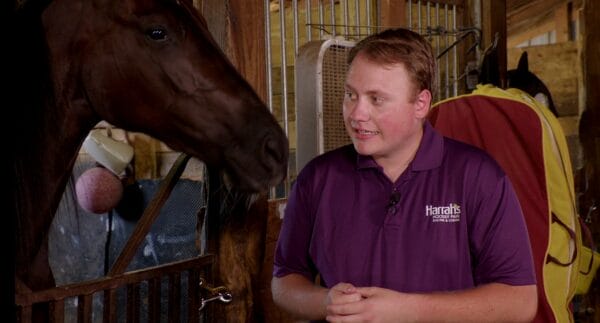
[13,83,98,280]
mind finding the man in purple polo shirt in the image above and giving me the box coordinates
[272,28,537,322]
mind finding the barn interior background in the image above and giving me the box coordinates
[43,0,599,322]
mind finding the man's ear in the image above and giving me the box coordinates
[414,89,432,118]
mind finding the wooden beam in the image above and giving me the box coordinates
[482,0,507,87]
[582,0,600,116]
[507,19,553,48]
[507,0,565,38]
[379,0,407,28]
[554,2,571,42]
[578,0,600,320]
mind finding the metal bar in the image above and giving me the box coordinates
[330,0,336,37]
[343,0,349,36]
[426,1,430,35]
[319,0,324,38]
[366,0,371,35]
[407,0,412,30]
[278,0,289,198]
[435,2,440,102]
[444,3,449,98]
[307,0,312,41]
[279,0,289,136]
[355,0,360,36]
[265,0,274,113]
[452,4,458,96]
[293,0,299,55]
[418,0,422,32]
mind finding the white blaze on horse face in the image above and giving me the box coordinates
[534,93,549,109]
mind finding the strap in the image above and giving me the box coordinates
[579,216,596,275]
[108,153,192,276]
[546,212,578,267]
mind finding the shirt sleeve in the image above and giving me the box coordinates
[469,173,537,286]
[272,168,318,281]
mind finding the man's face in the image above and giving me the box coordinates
[343,53,430,166]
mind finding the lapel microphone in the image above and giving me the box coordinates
[387,191,401,211]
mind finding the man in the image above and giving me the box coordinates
[272,28,537,322]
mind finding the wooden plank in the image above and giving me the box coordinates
[18,305,32,323]
[187,269,200,323]
[554,2,571,42]
[258,198,297,323]
[77,294,93,323]
[147,278,161,323]
[49,300,64,323]
[167,273,181,323]
[102,289,117,323]
[126,284,140,323]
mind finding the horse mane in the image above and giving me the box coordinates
[9,0,55,148]
[8,0,62,281]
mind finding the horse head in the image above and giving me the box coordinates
[42,0,288,192]
[479,48,559,117]
[507,52,559,117]
[9,0,288,301]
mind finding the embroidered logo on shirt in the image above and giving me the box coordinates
[425,203,461,223]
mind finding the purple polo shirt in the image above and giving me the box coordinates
[273,121,536,292]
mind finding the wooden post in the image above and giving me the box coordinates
[195,2,269,322]
[379,0,407,28]
[554,2,571,43]
[481,0,506,88]
[578,0,600,321]
[201,0,267,101]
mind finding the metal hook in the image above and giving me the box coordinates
[198,278,233,312]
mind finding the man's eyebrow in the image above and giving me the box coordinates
[344,84,386,96]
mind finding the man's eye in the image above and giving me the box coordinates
[372,96,385,105]
[344,91,357,100]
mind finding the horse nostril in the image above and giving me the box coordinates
[263,135,285,163]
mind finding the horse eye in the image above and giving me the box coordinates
[146,27,168,41]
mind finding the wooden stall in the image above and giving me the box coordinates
[21,0,598,322]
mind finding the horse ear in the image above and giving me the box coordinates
[479,45,500,87]
[517,52,529,72]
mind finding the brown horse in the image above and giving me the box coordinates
[7,0,288,318]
